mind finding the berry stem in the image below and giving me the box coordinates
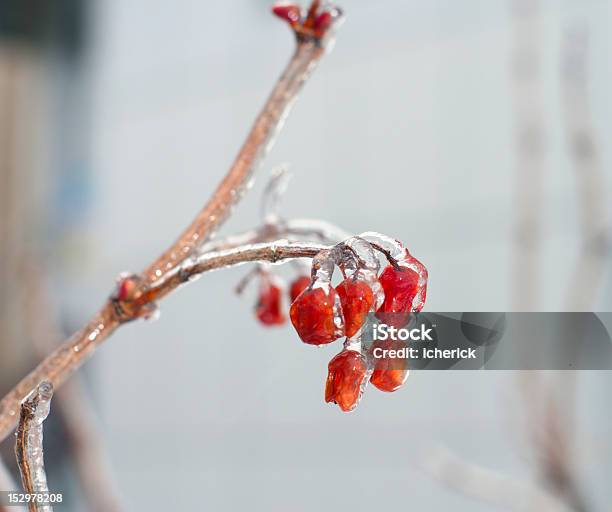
[368,241,402,270]
[202,217,350,253]
[139,241,329,306]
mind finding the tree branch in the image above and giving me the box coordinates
[0,0,343,443]
[0,241,329,442]
[14,382,54,512]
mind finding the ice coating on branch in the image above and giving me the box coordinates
[309,249,335,288]
[399,249,428,312]
[358,232,406,261]
[24,382,52,426]
[16,382,54,512]
[261,165,291,225]
[339,236,380,276]
[338,236,384,312]
[359,231,428,313]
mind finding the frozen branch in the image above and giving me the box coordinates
[0,0,344,443]
[14,382,54,512]
[201,218,350,253]
[0,241,329,442]
[141,8,340,283]
[133,240,330,308]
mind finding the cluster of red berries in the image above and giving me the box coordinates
[248,236,428,412]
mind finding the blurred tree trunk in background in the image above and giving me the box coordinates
[0,0,89,496]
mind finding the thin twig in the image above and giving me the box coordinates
[561,26,609,312]
[200,217,350,253]
[422,446,568,512]
[526,24,608,512]
[134,241,329,306]
[14,382,54,512]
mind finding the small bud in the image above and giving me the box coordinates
[115,274,141,302]
[272,3,301,26]
[313,11,332,33]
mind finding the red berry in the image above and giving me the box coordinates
[325,350,367,412]
[289,276,311,303]
[255,276,286,326]
[402,251,428,312]
[370,339,409,392]
[376,265,420,327]
[290,286,343,345]
[336,278,374,338]
[313,11,332,33]
[272,3,301,26]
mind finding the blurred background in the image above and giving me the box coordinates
[0,0,611,510]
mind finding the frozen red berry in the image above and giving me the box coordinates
[313,11,332,32]
[325,350,367,412]
[255,276,286,326]
[336,278,374,338]
[401,250,428,312]
[290,286,343,345]
[376,264,420,327]
[289,276,311,304]
[370,339,409,392]
[272,3,301,26]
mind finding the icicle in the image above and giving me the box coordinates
[15,381,54,512]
